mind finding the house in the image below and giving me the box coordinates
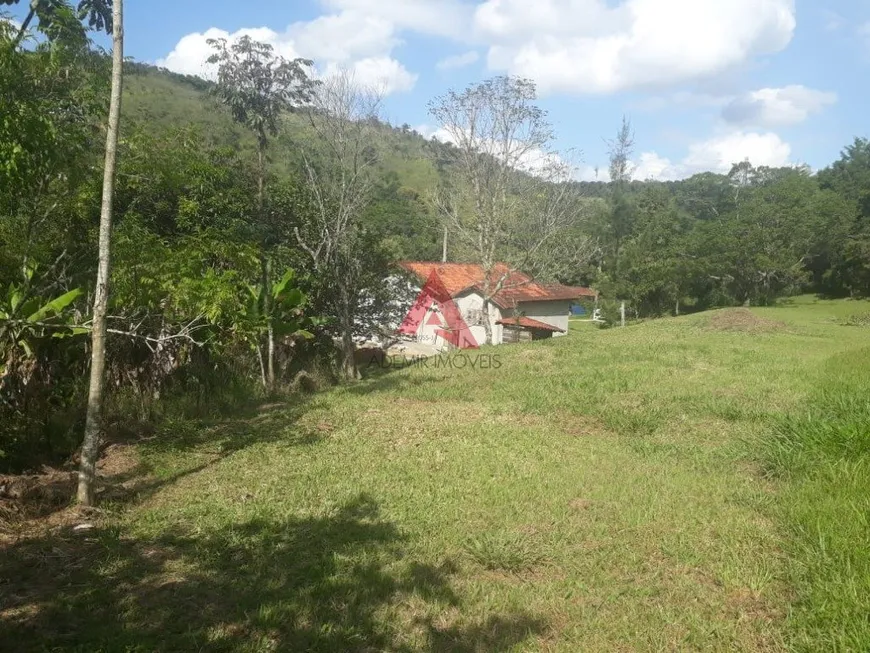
[398,262,596,348]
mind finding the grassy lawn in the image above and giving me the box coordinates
[2,298,869,652]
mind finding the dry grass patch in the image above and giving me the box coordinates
[707,308,786,333]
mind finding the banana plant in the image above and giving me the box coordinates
[0,284,84,358]
[235,268,324,388]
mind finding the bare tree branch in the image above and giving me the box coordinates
[428,76,591,343]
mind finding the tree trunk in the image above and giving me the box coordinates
[340,324,357,381]
[442,225,448,263]
[339,286,359,381]
[10,8,35,49]
[481,299,493,345]
[256,342,267,389]
[675,298,680,316]
[78,0,123,507]
[267,320,276,389]
[263,256,275,392]
[256,144,276,392]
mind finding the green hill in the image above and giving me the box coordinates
[123,64,446,198]
[122,64,451,260]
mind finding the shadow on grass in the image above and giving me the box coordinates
[347,368,430,399]
[95,398,326,509]
[0,494,546,652]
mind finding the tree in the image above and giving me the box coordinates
[619,185,694,316]
[730,166,817,304]
[603,117,636,279]
[429,76,588,345]
[294,71,386,380]
[817,138,870,297]
[207,35,315,391]
[1,7,107,293]
[3,0,112,49]
[77,0,121,506]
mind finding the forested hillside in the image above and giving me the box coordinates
[122,63,448,262]
[126,64,870,316]
[2,9,869,478]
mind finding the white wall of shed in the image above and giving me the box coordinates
[515,300,571,336]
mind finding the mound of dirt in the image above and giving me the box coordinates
[707,308,786,333]
[0,470,77,532]
[1,443,142,537]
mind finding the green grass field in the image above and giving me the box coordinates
[3,298,869,652]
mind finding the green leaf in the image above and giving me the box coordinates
[279,287,305,308]
[18,339,33,358]
[53,326,90,338]
[27,288,83,322]
[17,298,40,319]
[9,287,22,312]
[272,268,296,299]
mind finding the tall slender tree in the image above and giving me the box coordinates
[77,0,121,506]
[295,71,384,380]
[207,36,315,392]
[605,116,636,278]
[429,76,589,345]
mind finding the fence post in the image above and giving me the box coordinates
[620,301,626,328]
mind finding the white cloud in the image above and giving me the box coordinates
[288,12,398,63]
[436,50,480,71]
[722,85,836,127]
[685,132,792,171]
[475,0,796,94]
[631,131,793,181]
[156,27,301,78]
[415,124,455,142]
[574,165,608,182]
[422,120,793,182]
[157,6,418,95]
[633,152,674,181]
[320,0,474,39]
[415,123,577,179]
[158,0,801,99]
[324,56,418,94]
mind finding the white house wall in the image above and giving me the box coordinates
[455,292,504,346]
[408,291,504,348]
[403,288,573,347]
[516,300,571,336]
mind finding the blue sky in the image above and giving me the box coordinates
[9,0,870,180]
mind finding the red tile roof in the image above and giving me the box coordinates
[398,262,595,309]
[496,316,566,333]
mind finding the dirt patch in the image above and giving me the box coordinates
[569,498,593,512]
[1,443,144,538]
[560,414,611,438]
[0,470,76,523]
[706,308,786,333]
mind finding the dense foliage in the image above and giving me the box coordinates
[1,12,869,470]
[574,148,870,318]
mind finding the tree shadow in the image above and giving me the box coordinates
[97,397,326,509]
[1,493,546,652]
[346,367,430,398]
